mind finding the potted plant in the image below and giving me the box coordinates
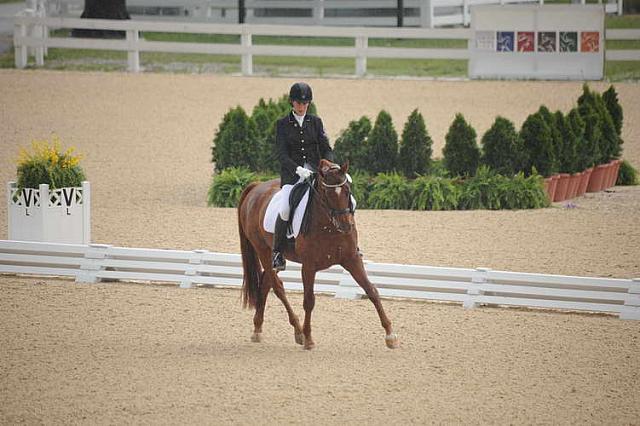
[8,136,90,244]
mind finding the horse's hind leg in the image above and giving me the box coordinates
[271,275,304,345]
[251,270,272,343]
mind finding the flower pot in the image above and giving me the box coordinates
[543,175,559,202]
[607,159,622,188]
[553,173,571,202]
[587,164,608,192]
[567,172,582,200]
[7,181,91,244]
[577,167,593,196]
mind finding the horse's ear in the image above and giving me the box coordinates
[341,160,350,174]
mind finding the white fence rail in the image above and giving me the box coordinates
[1,239,639,320]
[14,13,640,77]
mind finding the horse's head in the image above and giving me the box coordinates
[317,159,354,234]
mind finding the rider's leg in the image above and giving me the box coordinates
[272,189,292,272]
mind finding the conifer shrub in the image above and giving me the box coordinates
[566,108,589,170]
[577,103,602,169]
[398,109,433,178]
[602,85,623,137]
[333,116,372,172]
[17,137,86,190]
[480,116,523,176]
[577,84,618,164]
[349,170,373,209]
[410,175,460,211]
[367,172,411,209]
[616,160,638,185]
[443,113,480,177]
[427,158,450,177]
[211,106,259,172]
[365,110,398,174]
[554,110,579,174]
[537,106,561,173]
[520,112,556,177]
[251,97,286,173]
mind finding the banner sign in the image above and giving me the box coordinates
[469,5,604,80]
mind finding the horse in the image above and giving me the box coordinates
[237,159,399,350]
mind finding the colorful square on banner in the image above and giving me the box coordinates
[538,31,557,52]
[496,31,515,52]
[517,32,534,52]
[559,32,578,52]
[581,32,600,52]
[475,31,495,50]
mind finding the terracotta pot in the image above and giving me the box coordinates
[553,173,571,202]
[577,167,593,196]
[587,164,608,192]
[567,172,582,199]
[543,175,558,202]
[608,159,623,188]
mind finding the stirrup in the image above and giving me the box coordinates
[272,251,286,272]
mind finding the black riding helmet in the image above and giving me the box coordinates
[289,82,313,103]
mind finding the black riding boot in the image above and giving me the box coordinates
[272,216,288,271]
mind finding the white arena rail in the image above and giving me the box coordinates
[1,239,638,320]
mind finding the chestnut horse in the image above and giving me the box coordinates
[237,159,399,350]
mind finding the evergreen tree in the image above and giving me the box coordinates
[602,85,623,136]
[443,113,480,177]
[366,110,398,174]
[333,116,372,172]
[537,106,562,173]
[520,112,556,177]
[211,106,258,172]
[480,116,523,176]
[554,110,579,173]
[398,109,433,178]
[576,103,601,169]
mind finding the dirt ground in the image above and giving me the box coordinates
[1,69,639,424]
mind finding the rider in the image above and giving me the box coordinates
[272,82,335,272]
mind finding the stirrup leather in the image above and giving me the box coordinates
[272,251,286,271]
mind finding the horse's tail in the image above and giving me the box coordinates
[238,181,262,309]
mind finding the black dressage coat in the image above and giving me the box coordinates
[276,111,335,187]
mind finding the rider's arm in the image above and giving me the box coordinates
[276,119,298,174]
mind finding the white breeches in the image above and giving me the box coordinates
[276,180,357,221]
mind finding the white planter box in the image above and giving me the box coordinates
[7,181,90,244]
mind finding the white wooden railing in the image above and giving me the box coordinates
[13,12,640,76]
[1,239,639,319]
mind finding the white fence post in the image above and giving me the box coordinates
[181,249,208,289]
[620,278,640,320]
[14,12,28,68]
[82,181,91,245]
[420,0,433,28]
[617,0,623,15]
[463,0,470,27]
[463,267,490,309]
[355,35,367,77]
[38,184,49,241]
[241,29,253,75]
[313,0,325,25]
[126,29,140,72]
[76,243,111,284]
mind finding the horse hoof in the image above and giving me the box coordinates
[295,332,304,346]
[385,333,399,349]
[303,340,316,350]
[251,332,262,343]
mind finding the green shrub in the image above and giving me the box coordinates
[367,172,411,209]
[17,137,86,189]
[602,85,624,137]
[365,110,398,174]
[349,170,372,209]
[251,97,287,173]
[398,109,433,178]
[443,113,480,177]
[480,116,523,176]
[333,116,372,171]
[411,175,460,210]
[537,106,561,174]
[211,106,259,172]
[458,166,506,210]
[577,84,619,164]
[578,104,602,168]
[617,160,638,185]
[499,172,550,210]
[427,158,450,177]
[554,110,579,174]
[520,112,555,177]
[207,167,257,207]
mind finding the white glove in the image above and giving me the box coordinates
[296,166,312,180]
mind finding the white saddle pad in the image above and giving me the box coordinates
[263,188,310,239]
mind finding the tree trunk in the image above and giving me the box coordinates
[72,0,130,39]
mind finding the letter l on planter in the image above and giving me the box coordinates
[7,181,91,244]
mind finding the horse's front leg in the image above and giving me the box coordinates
[301,265,317,350]
[342,257,399,349]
